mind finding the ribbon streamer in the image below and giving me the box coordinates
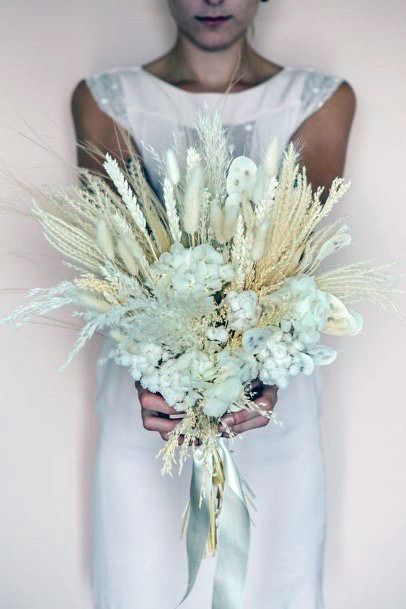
[178,437,251,609]
[177,446,213,605]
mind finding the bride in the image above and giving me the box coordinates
[71,1,356,607]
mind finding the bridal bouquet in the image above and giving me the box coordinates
[1,110,401,609]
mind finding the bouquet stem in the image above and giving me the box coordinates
[181,445,225,557]
[208,446,225,555]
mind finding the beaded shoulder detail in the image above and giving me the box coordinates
[299,68,343,120]
[85,71,129,125]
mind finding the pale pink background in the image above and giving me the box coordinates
[0,1,405,608]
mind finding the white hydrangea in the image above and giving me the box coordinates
[113,274,337,416]
[206,326,228,342]
[272,275,331,341]
[202,348,258,417]
[115,342,163,381]
[226,290,261,331]
[215,348,258,386]
[150,242,234,299]
[242,320,337,389]
[130,344,258,417]
[204,376,243,417]
[151,358,190,409]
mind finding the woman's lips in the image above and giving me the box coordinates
[195,15,232,28]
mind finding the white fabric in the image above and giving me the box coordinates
[85,63,343,609]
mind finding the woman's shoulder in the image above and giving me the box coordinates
[283,63,345,88]
[73,65,140,127]
[82,64,142,91]
[281,64,354,122]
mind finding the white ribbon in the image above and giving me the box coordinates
[178,437,251,609]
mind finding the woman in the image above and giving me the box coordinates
[71,1,356,608]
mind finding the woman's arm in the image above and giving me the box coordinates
[223,81,357,435]
[71,79,134,174]
[291,81,357,199]
[71,79,182,441]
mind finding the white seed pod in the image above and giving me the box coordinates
[313,230,351,266]
[305,345,337,366]
[263,136,279,178]
[96,219,115,260]
[223,193,242,240]
[165,149,180,185]
[299,352,315,375]
[226,156,258,198]
[323,294,363,336]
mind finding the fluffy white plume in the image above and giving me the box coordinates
[210,200,225,244]
[263,136,279,178]
[117,239,139,276]
[163,177,182,242]
[223,193,241,240]
[254,176,278,226]
[96,219,115,259]
[251,164,267,204]
[184,162,204,235]
[77,291,112,312]
[251,220,270,261]
[165,149,181,185]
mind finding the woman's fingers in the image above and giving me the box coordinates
[141,410,179,434]
[135,382,178,416]
[254,384,278,412]
[219,383,279,436]
[219,410,264,436]
[228,412,269,435]
[137,380,278,438]
[136,383,193,444]
[220,408,256,428]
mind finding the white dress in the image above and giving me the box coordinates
[85,63,344,609]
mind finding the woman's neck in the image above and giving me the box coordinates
[142,35,281,94]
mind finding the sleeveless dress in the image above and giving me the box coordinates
[85,63,344,609]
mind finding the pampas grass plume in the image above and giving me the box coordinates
[109,329,127,343]
[78,291,112,312]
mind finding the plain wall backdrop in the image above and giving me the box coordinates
[0,1,405,608]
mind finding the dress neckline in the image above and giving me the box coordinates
[137,65,289,98]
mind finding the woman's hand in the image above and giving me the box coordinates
[136,379,278,442]
[219,380,279,436]
[135,382,182,442]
